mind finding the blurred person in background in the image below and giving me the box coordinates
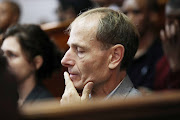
[0,0,20,44]
[56,0,95,22]
[1,24,62,106]
[154,0,180,90]
[92,0,124,11]
[122,0,164,93]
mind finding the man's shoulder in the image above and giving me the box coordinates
[127,87,141,98]
[107,75,141,99]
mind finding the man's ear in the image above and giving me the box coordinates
[33,55,43,70]
[108,44,124,69]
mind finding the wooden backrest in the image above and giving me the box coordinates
[40,20,73,97]
[41,20,73,52]
[20,90,180,120]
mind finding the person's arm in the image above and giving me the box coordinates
[160,20,180,72]
[60,72,94,105]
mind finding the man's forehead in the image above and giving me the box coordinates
[69,16,99,39]
[67,35,98,50]
[67,14,103,47]
[73,14,100,28]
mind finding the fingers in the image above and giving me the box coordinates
[60,71,80,105]
[60,89,80,104]
[64,71,71,86]
[174,20,179,33]
[64,72,76,91]
[61,72,94,104]
[63,71,77,95]
[174,20,180,42]
[165,24,171,39]
[81,82,94,101]
[161,21,179,43]
[160,29,166,42]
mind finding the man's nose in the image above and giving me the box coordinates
[61,49,75,67]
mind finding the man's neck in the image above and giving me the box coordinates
[91,70,126,98]
[18,75,36,106]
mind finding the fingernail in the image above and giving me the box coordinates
[64,71,67,76]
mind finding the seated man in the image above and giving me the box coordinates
[60,7,140,104]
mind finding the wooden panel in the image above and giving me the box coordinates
[41,20,73,52]
[43,68,66,98]
[40,20,73,97]
[20,90,180,120]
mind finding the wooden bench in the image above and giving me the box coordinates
[20,90,180,120]
[40,20,73,97]
[41,19,73,52]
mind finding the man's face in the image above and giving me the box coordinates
[0,3,14,32]
[122,0,148,35]
[166,5,180,25]
[1,36,35,83]
[61,18,111,91]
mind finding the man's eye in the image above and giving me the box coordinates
[77,48,84,53]
[77,48,85,58]
[77,50,85,53]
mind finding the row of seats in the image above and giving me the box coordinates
[20,90,180,120]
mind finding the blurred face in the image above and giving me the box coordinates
[0,3,15,32]
[61,17,111,90]
[166,5,180,25]
[1,36,36,83]
[122,0,147,35]
[57,6,76,22]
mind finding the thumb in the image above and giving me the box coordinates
[81,82,94,101]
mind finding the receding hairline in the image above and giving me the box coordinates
[70,8,108,28]
[68,8,122,34]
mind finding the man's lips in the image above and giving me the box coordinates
[69,73,78,80]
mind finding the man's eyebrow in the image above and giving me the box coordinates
[67,42,86,49]
[74,44,87,50]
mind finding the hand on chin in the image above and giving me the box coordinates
[60,72,94,104]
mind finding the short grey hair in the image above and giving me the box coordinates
[68,7,139,70]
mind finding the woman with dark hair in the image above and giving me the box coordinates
[1,24,62,106]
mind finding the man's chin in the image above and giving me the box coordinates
[74,83,84,92]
